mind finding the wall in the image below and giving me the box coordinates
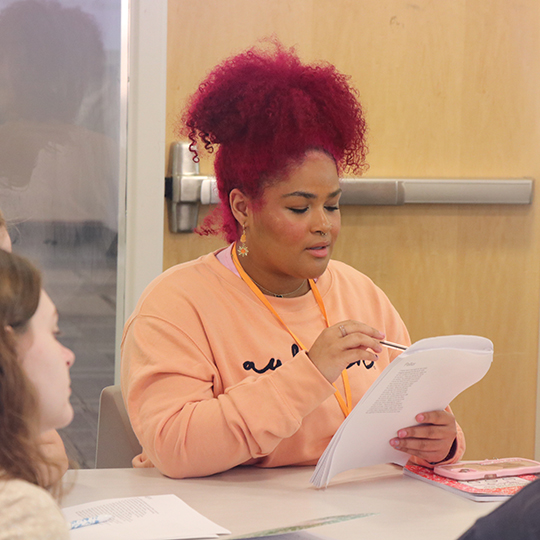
[164,0,540,459]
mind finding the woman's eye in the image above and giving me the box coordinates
[325,206,340,212]
[288,207,308,214]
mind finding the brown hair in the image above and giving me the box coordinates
[0,249,53,489]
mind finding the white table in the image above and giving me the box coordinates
[63,464,500,539]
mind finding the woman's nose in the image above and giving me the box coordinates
[312,210,332,235]
[64,346,75,367]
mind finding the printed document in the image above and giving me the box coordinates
[63,493,231,540]
[311,335,493,487]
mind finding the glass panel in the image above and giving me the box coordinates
[0,0,122,468]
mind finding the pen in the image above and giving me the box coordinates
[346,340,408,369]
[380,340,408,352]
[70,514,113,530]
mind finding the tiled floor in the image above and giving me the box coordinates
[13,222,116,469]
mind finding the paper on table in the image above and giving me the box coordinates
[63,494,231,540]
[311,335,493,488]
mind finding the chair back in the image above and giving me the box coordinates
[95,385,142,468]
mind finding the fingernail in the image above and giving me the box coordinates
[416,414,424,422]
[390,439,399,447]
[398,430,407,438]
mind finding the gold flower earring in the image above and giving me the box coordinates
[237,225,249,257]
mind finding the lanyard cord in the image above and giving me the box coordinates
[231,244,352,417]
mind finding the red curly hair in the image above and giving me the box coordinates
[182,41,368,243]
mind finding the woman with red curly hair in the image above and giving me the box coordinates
[121,42,463,479]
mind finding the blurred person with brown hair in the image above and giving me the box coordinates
[0,249,75,537]
[0,208,69,490]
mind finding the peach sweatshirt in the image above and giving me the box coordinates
[121,249,465,478]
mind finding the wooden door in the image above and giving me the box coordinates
[164,0,540,460]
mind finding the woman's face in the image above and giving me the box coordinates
[18,290,75,433]
[242,151,342,290]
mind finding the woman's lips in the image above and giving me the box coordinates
[306,245,330,258]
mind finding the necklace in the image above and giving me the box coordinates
[231,243,352,418]
[250,277,307,298]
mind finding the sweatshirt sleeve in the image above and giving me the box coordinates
[121,313,336,479]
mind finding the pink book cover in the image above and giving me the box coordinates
[403,463,538,501]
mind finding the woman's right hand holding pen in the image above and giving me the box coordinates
[307,320,384,383]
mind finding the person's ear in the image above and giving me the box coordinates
[229,189,251,227]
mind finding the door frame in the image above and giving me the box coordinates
[115,0,167,382]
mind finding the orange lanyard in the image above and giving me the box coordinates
[232,244,352,417]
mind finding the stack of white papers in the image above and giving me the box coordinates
[63,494,231,540]
[311,335,493,488]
